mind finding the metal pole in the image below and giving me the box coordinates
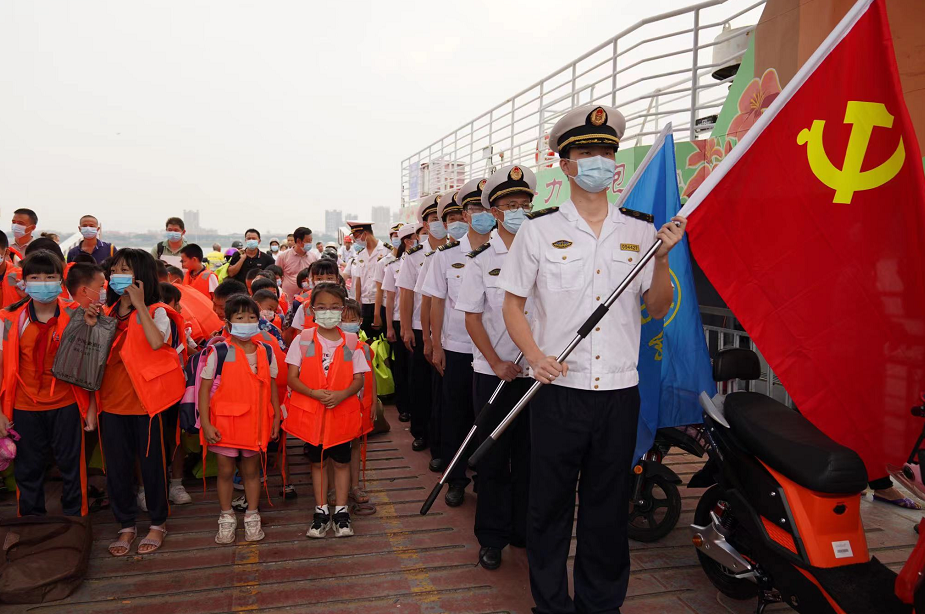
[468,237,668,467]
[689,9,701,141]
[420,352,524,515]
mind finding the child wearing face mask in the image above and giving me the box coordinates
[283,260,340,344]
[0,250,94,519]
[284,283,370,538]
[0,231,24,308]
[65,262,107,309]
[86,248,187,557]
[340,299,375,506]
[199,295,281,544]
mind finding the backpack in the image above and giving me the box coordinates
[0,516,92,604]
[179,340,274,433]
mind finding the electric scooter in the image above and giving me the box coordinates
[689,347,925,613]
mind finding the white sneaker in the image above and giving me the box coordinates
[169,482,192,505]
[333,510,354,538]
[244,512,265,542]
[136,488,147,512]
[215,513,237,545]
[306,511,331,538]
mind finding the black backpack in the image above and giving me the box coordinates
[0,516,92,604]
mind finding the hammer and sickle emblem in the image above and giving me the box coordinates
[796,101,905,204]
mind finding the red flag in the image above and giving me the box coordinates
[681,0,925,475]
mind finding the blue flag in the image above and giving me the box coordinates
[618,130,713,463]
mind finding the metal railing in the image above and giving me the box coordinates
[400,0,766,208]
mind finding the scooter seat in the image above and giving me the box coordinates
[724,392,868,494]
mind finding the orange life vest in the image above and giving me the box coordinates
[359,341,375,436]
[182,266,215,299]
[292,293,314,328]
[0,299,90,419]
[202,341,275,452]
[283,327,361,449]
[0,265,22,309]
[175,283,224,339]
[216,327,288,403]
[109,302,186,416]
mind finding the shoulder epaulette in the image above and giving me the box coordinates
[619,207,654,223]
[425,250,436,257]
[407,245,423,255]
[467,243,491,259]
[437,241,459,252]
[526,206,559,220]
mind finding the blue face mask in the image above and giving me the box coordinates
[446,221,468,240]
[245,239,259,250]
[390,237,401,249]
[165,230,182,242]
[428,221,447,240]
[340,322,361,334]
[470,211,496,235]
[571,155,616,193]
[501,208,527,234]
[353,243,364,253]
[109,274,134,295]
[25,281,61,304]
[230,322,260,339]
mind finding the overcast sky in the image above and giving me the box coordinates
[2,0,694,236]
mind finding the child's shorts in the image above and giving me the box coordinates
[304,441,351,464]
[211,446,260,459]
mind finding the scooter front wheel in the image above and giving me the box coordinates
[694,485,758,601]
[627,474,681,542]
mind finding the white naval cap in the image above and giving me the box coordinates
[480,164,537,209]
[548,104,626,155]
[398,224,417,240]
[456,177,488,210]
[417,194,441,223]
[437,190,461,220]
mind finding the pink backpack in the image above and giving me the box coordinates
[0,428,20,472]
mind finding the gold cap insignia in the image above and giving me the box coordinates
[478,179,487,190]
[552,240,573,249]
[590,107,606,126]
[488,268,501,276]
[510,167,523,181]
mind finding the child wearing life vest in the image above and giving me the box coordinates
[87,248,187,557]
[0,250,94,517]
[283,259,340,344]
[65,262,106,309]
[284,283,370,538]
[0,231,24,309]
[199,295,281,544]
[340,299,375,506]
[212,279,248,330]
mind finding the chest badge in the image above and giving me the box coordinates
[451,263,465,269]
[620,243,640,252]
[552,240,572,249]
[488,268,501,276]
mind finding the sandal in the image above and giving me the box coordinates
[349,486,370,504]
[108,527,136,557]
[137,525,167,554]
[872,494,924,510]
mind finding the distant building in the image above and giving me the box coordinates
[325,209,343,236]
[183,209,201,232]
[345,213,358,222]
[371,206,391,238]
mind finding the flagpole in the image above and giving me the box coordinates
[468,124,678,468]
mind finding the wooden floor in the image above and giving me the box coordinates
[2,404,921,613]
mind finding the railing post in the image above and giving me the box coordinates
[571,63,577,106]
[611,38,618,107]
[510,98,516,164]
[689,8,701,141]
[538,81,545,174]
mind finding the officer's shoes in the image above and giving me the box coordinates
[398,412,411,422]
[478,546,502,570]
[428,458,446,473]
[411,438,428,452]
[445,485,465,507]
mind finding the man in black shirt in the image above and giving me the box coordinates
[227,228,275,283]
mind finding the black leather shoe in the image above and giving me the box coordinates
[411,438,428,452]
[445,485,465,507]
[478,546,502,570]
[428,458,446,473]
[398,413,411,422]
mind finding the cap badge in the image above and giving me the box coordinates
[510,167,523,181]
[590,107,607,126]
[478,179,487,190]
[488,268,501,276]
[552,240,573,249]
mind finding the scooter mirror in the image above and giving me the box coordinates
[699,391,731,428]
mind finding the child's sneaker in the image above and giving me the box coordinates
[136,488,147,512]
[280,484,297,500]
[215,513,237,544]
[231,495,248,512]
[333,510,354,538]
[243,512,264,542]
[307,510,331,538]
[169,482,192,505]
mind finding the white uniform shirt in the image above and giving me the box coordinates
[456,232,535,377]
[380,257,402,321]
[421,235,477,354]
[395,246,426,330]
[351,242,391,305]
[499,200,656,392]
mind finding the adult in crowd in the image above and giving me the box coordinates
[227,228,275,283]
[269,238,282,260]
[274,226,318,298]
[10,208,38,256]
[67,214,116,264]
[40,232,60,243]
[206,243,223,269]
[338,235,354,265]
[285,234,295,250]
[151,217,187,261]
[315,241,324,255]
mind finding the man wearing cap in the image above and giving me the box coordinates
[381,223,416,423]
[348,221,391,338]
[456,166,536,570]
[422,185,492,507]
[396,195,445,453]
[499,105,687,612]
[276,226,318,298]
[372,222,404,332]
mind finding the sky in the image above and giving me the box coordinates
[1,0,705,236]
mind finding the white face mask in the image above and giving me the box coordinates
[313,309,343,329]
